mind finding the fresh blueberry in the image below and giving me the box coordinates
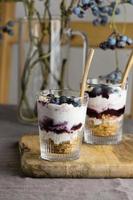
[82,4,90,10]
[115,8,120,15]
[93,18,101,26]
[78,11,85,18]
[102,87,110,99]
[72,101,79,107]
[108,37,116,46]
[99,41,108,50]
[99,6,109,13]
[117,41,126,48]
[105,86,113,94]
[73,7,81,15]
[107,73,116,80]
[54,97,60,104]
[89,1,95,7]
[88,88,97,97]
[91,6,100,16]
[94,86,102,96]
[92,10,100,16]
[67,98,73,104]
[114,72,122,82]
[50,98,56,104]
[101,68,122,83]
[2,26,14,36]
[72,99,81,107]
[120,35,128,42]
[60,96,67,104]
[107,7,113,16]
[126,38,133,45]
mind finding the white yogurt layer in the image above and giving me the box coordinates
[38,102,87,131]
[39,128,82,144]
[88,88,127,113]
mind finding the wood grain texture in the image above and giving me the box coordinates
[19,134,133,178]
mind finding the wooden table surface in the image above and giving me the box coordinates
[0,105,133,200]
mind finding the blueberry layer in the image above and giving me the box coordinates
[86,85,117,99]
[39,118,82,134]
[87,106,125,118]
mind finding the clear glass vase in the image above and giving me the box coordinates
[17,16,88,124]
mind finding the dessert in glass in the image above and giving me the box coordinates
[85,78,127,144]
[37,89,88,161]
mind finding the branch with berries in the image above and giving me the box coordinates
[72,0,133,50]
[1,0,133,49]
[0,20,15,40]
[100,31,133,50]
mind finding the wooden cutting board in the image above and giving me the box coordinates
[19,134,133,178]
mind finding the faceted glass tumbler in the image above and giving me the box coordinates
[84,79,128,144]
[37,89,88,161]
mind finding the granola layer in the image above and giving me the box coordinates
[43,136,81,154]
[86,115,123,137]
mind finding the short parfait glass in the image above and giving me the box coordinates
[84,79,128,144]
[37,89,88,161]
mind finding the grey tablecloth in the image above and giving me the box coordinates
[0,105,133,200]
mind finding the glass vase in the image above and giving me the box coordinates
[17,16,88,124]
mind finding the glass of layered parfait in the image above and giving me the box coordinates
[37,89,88,161]
[85,79,127,144]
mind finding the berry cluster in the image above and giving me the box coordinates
[99,68,123,83]
[73,0,133,26]
[73,0,121,26]
[99,32,133,50]
[0,20,15,40]
[87,84,113,98]
[46,94,81,107]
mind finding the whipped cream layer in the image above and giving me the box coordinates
[87,87,127,113]
[38,102,87,133]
